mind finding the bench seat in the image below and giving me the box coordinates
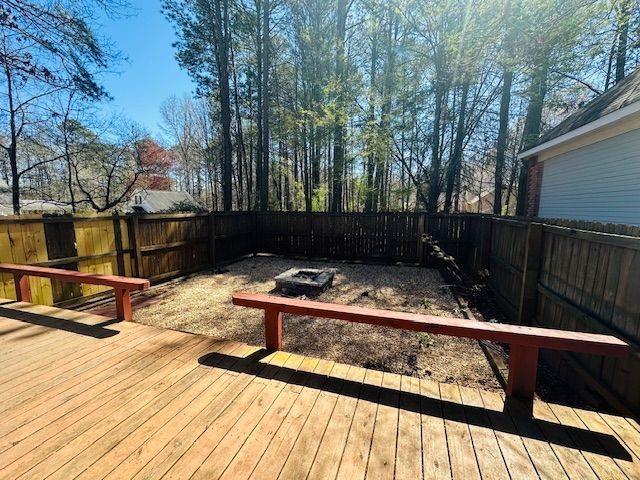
[232,291,628,409]
[0,263,150,321]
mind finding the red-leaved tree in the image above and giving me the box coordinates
[137,139,176,190]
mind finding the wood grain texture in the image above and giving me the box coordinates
[232,292,628,355]
[0,299,638,480]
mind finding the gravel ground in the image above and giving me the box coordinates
[133,256,501,391]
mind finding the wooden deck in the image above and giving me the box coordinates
[1,298,639,480]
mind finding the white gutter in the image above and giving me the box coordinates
[517,100,640,160]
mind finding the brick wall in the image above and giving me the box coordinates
[525,157,543,217]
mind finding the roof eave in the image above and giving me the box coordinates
[517,100,640,160]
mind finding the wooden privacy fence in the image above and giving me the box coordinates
[0,212,255,305]
[429,214,640,417]
[256,212,425,262]
[1,210,639,415]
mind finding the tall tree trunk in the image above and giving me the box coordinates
[247,76,255,207]
[444,79,470,213]
[494,0,514,215]
[211,0,233,211]
[255,0,263,210]
[615,0,632,83]
[516,57,549,216]
[330,0,349,213]
[494,68,512,214]
[364,31,378,213]
[231,44,246,209]
[3,65,20,215]
[427,51,445,213]
[375,8,396,212]
[259,0,270,211]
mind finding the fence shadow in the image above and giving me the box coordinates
[198,349,631,461]
[0,305,120,339]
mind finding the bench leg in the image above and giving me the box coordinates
[506,344,538,409]
[114,289,132,321]
[264,309,283,351]
[14,274,31,303]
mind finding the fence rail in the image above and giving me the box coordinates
[1,210,639,415]
[429,214,640,416]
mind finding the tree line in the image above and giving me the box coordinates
[1,0,638,215]
[163,0,639,213]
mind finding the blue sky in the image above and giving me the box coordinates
[98,0,196,137]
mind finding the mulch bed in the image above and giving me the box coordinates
[131,256,502,391]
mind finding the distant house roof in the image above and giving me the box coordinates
[0,178,73,215]
[0,196,72,215]
[519,68,640,159]
[128,189,202,213]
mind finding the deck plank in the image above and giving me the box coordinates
[532,400,599,479]
[0,306,638,480]
[458,386,510,480]
[438,382,481,480]
[365,371,401,480]
[276,362,350,479]
[247,359,335,480]
[130,346,277,480]
[335,368,383,480]
[307,365,366,480]
[161,351,294,480]
[47,364,209,480]
[79,346,241,479]
[599,412,640,459]
[188,353,306,480]
[419,378,452,480]
[0,329,176,414]
[478,389,562,480]
[573,407,640,480]
[395,375,423,480]
[546,402,627,479]
[0,339,232,478]
[218,356,320,480]
[2,329,143,394]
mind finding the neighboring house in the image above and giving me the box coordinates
[519,68,640,225]
[127,189,202,213]
[459,190,518,214]
[0,179,71,216]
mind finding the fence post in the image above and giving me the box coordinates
[252,211,258,256]
[417,213,427,266]
[129,215,143,278]
[478,215,492,271]
[112,213,126,276]
[307,211,313,259]
[517,222,543,325]
[209,212,217,269]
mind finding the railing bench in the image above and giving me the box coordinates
[232,291,628,408]
[0,263,149,321]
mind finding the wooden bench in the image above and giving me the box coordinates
[0,263,150,321]
[232,291,628,405]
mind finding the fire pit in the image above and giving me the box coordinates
[274,268,335,296]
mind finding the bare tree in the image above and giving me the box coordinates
[0,0,123,213]
[72,119,148,212]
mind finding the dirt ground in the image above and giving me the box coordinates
[132,256,502,391]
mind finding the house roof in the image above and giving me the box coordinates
[519,68,640,158]
[0,194,72,215]
[128,189,201,213]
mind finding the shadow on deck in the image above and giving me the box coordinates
[199,349,630,460]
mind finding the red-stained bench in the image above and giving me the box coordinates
[232,291,628,406]
[0,263,150,321]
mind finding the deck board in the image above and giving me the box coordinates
[0,299,638,479]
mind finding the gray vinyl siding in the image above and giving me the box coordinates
[538,128,640,226]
